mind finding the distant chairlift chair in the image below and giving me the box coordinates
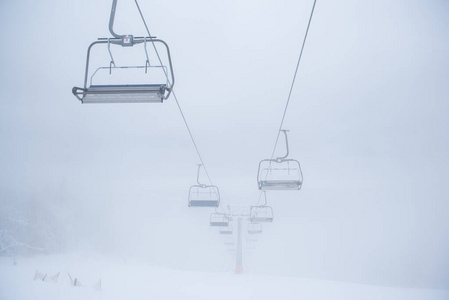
[210,212,229,227]
[246,237,258,243]
[250,206,274,223]
[257,130,303,190]
[250,191,274,223]
[219,224,233,235]
[247,222,263,234]
[188,164,220,207]
[72,0,174,103]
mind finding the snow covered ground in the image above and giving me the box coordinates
[1,255,448,300]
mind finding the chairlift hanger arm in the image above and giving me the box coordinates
[263,191,268,206]
[108,1,160,46]
[196,164,204,186]
[276,129,290,161]
[109,0,123,39]
[215,206,227,214]
[109,0,135,45]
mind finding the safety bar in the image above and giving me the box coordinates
[257,158,303,181]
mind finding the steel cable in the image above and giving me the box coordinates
[258,0,317,206]
[134,0,214,185]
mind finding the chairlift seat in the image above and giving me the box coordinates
[189,200,219,207]
[251,216,273,222]
[73,84,167,103]
[210,220,229,226]
[247,222,263,234]
[210,213,229,227]
[219,226,233,235]
[259,179,302,190]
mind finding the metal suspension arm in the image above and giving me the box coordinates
[109,0,133,45]
[196,164,204,186]
[276,129,290,160]
[263,191,268,206]
[109,0,122,39]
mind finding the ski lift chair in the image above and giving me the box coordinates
[188,164,220,207]
[219,224,233,235]
[246,237,258,243]
[247,222,263,234]
[188,186,220,207]
[257,130,303,190]
[250,206,274,223]
[72,0,174,103]
[250,191,273,223]
[210,212,229,227]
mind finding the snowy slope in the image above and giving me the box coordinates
[1,255,448,300]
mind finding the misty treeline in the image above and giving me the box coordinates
[0,194,72,257]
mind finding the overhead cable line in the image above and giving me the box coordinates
[257,0,317,206]
[269,0,317,160]
[133,0,214,185]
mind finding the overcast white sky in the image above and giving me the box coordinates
[0,0,448,290]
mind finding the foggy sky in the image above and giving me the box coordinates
[0,0,448,290]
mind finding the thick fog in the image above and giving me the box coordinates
[1,0,448,291]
